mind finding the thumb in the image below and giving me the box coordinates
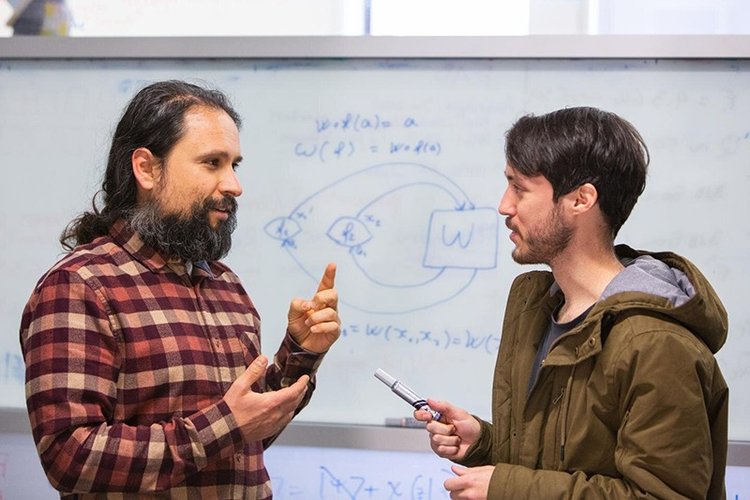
[288,298,314,320]
[427,399,460,420]
[240,355,268,389]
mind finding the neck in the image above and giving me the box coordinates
[550,241,623,323]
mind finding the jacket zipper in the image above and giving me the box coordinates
[559,364,577,464]
[552,388,565,405]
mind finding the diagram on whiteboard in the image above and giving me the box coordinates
[265,162,499,314]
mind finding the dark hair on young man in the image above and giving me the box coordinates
[505,106,649,238]
[60,80,242,251]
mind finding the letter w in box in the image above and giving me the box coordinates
[423,208,498,270]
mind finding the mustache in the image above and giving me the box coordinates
[205,195,238,214]
[505,218,517,232]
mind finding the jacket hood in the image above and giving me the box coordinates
[601,253,693,307]
[596,245,728,354]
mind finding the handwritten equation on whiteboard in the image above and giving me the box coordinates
[273,465,451,500]
[265,446,453,500]
[294,113,442,163]
[341,322,500,356]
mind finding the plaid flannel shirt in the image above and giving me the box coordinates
[20,219,324,499]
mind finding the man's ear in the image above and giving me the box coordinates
[132,147,160,193]
[571,182,598,213]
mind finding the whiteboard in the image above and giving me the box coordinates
[0,58,748,442]
[1,431,749,499]
[266,447,750,500]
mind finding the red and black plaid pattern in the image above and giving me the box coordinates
[20,219,324,499]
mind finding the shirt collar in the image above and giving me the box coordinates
[110,218,170,273]
[109,219,220,280]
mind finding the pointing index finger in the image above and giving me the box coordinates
[316,262,337,293]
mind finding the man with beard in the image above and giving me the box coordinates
[415,107,728,499]
[20,80,341,499]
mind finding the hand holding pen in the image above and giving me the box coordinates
[412,398,492,498]
[413,398,481,462]
[374,368,481,461]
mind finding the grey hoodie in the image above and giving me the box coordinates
[601,254,695,307]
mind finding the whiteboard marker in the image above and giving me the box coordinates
[385,417,427,428]
[374,368,442,421]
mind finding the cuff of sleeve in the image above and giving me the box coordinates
[191,400,245,461]
[457,417,493,467]
[277,331,326,373]
[488,463,514,499]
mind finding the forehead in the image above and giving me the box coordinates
[167,105,240,157]
[504,164,553,191]
[504,163,520,178]
[184,104,237,130]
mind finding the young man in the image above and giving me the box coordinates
[20,80,341,498]
[416,107,728,499]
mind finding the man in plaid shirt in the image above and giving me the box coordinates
[20,80,341,499]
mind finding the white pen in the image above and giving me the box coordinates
[374,368,442,421]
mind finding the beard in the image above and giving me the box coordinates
[129,195,238,263]
[510,204,573,265]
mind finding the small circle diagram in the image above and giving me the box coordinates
[265,162,498,314]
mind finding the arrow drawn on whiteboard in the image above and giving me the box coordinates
[264,162,499,314]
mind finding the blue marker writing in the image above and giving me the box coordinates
[374,368,442,421]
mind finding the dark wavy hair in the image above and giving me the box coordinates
[60,80,242,251]
[505,106,649,238]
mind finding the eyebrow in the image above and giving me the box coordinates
[199,150,243,163]
[505,167,535,183]
[505,170,522,182]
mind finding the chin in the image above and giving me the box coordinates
[208,216,226,229]
[511,252,525,265]
[511,249,540,266]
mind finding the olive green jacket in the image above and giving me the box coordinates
[460,245,728,499]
